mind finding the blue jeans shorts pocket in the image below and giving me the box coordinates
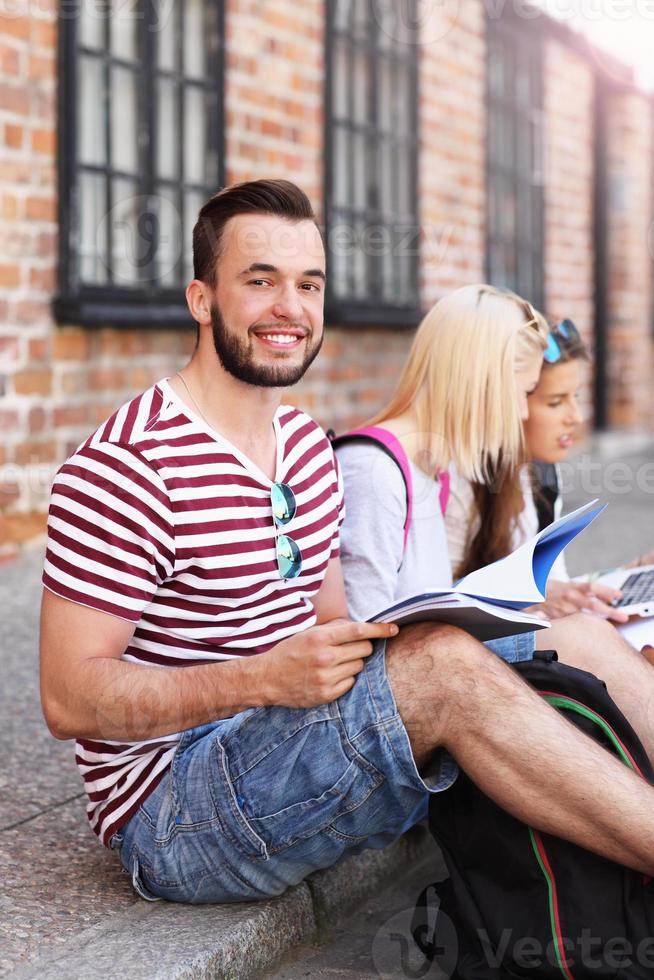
[209,703,384,859]
[129,850,163,902]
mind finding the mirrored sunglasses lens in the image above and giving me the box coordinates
[271,483,296,526]
[543,333,562,363]
[276,534,302,579]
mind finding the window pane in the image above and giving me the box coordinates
[156,0,178,71]
[332,39,349,120]
[333,126,350,208]
[488,45,503,97]
[155,185,183,285]
[330,217,353,299]
[378,57,392,131]
[184,191,205,281]
[111,66,139,173]
[379,140,393,214]
[352,49,369,125]
[80,0,105,50]
[157,78,179,180]
[393,65,412,135]
[352,132,367,211]
[334,0,353,33]
[184,0,206,79]
[500,111,515,169]
[352,0,369,39]
[111,178,144,285]
[78,56,106,165]
[396,146,412,215]
[352,220,367,298]
[184,87,207,184]
[79,171,108,283]
[110,0,137,61]
[374,0,394,50]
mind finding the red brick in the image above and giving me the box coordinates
[0,481,20,506]
[13,368,52,396]
[31,127,55,155]
[14,439,56,466]
[0,334,20,359]
[25,196,55,221]
[0,14,29,40]
[28,405,47,433]
[88,367,125,391]
[4,122,22,148]
[0,408,19,430]
[54,404,89,428]
[28,53,54,81]
[0,81,29,114]
[53,329,90,361]
[0,264,20,287]
[0,43,20,75]
[1,195,19,220]
[29,266,55,292]
[31,19,56,48]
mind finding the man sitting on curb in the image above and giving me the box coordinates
[40,179,654,903]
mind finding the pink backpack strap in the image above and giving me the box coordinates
[332,426,413,554]
[438,468,450,516]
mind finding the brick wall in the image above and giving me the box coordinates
[605,88,654,429]
[419,0,486,304]
[1,1,654,557]
[543,39,595,418]
[0,3,58,559]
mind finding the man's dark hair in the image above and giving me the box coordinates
[192,179,317,286]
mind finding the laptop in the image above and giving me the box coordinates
[595,564,654,617]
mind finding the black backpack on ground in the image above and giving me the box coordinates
[412,650,654,978]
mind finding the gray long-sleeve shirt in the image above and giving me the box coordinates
[335,442,452,621]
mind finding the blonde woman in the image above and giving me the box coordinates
[335,283,547,666]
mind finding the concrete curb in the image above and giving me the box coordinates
[5,827,433,980]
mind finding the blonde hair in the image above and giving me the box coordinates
[370,284,549,481]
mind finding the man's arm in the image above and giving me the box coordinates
[311,556,349,623]
[40,588,396,743]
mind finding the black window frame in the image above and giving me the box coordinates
[485,9,545,311]
[55,1,225,328]
[324,0,421,328]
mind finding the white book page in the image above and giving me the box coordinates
[453,500,604,607]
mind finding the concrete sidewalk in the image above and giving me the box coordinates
[0,543,437,980]
[1,438,652,979]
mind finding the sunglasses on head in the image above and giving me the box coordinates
[270,482,302,580]
[543,319,581,364]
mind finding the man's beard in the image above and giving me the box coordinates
[210,302,323,388]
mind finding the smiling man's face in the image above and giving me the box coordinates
[208,212,326,388]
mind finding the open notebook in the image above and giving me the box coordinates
[368,500,606,641]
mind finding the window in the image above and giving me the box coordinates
[486,13,544,310]
[325,0,420,326]
[55,0,225,327]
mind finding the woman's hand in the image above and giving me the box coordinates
[526,579,629,624]
[625,550,654,569]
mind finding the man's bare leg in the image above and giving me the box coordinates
[385,623,654,875]
[538,613,654,764]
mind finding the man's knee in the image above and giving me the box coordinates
[385,621,495,708]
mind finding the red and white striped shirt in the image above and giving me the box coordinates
[43,378,344,848]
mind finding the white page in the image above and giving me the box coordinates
[370,592,549,641]
[453,500,605,608]
[618,618,654,649]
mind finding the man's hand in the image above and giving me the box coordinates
[528,579,629,624]
[253,619,399,708]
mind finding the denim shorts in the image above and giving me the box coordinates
[111,630,535,904]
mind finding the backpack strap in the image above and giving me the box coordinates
[332,426,414,555]
[332,426,450,556]
[438,467,450,516]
